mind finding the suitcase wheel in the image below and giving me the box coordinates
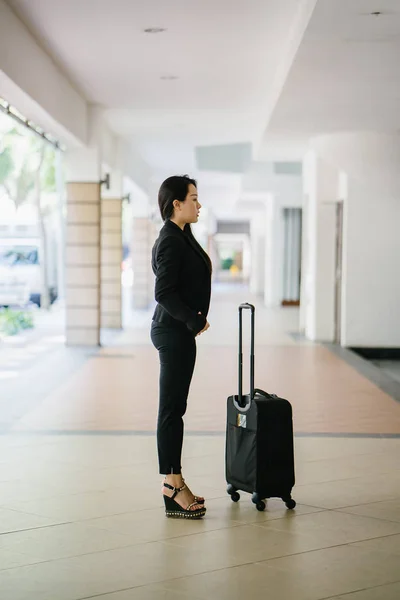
[227,485,240,502]
[251,493,266,511]
[284,498,296,510]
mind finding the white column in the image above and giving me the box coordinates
[301,151,337,342]
[65,147,102,346]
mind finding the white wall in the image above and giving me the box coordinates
[301,151,337,342]
[65,147,101,182]
[120,143,154,196]
[312,132,400,348]
[250,215,266,296]
[273,174,303,208]
[313,132,400,201]
[342,180,400,347]
[314,203,336,340]
[243,171,303,208]
[264,196,284,307]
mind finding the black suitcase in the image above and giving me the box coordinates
[225,303,296,511]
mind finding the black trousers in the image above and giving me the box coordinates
[151,321,197,474]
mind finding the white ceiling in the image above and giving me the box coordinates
[267,0,400,139]
[6,0,399,217]
[6,0,306,181]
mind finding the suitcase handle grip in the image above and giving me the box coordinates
[238,303,255,407]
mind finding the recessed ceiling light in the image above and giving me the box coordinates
[143,27,166,34]
[160,75,179,80]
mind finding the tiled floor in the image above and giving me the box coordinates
[0,285,400,599]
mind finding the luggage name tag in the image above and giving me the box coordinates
[237,414,247,428]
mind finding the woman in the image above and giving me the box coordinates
[151,175,212,519]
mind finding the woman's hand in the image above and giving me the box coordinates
[197,312,210,336]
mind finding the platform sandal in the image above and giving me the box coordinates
[163,482,206,519]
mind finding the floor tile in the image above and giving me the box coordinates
[257,509,400,546]
[84,502,242,544]
[350,533,400,556]
[295,451,400,485]
[0,561,90,600]
[0,478,68,505]
[160,561,305,600]
[87,585,204,600]
[294,437,400,462]
[161,544,400,600]
[325,581,400,600]
[262,544,400,599]
[337,499,400,523]
[3,486,162,521]
[35,539,248,597]
[0,507,67,534]
[163,521,336,565]
[0,522,134,561]
[0,549,46,570]
[293,469,400,509]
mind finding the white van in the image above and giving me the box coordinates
[0,238,57,307]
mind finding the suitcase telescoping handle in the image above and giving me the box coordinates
[238,303,255,408]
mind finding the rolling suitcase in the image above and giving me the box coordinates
[225,303,296,511]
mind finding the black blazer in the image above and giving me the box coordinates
[151,219,212,335]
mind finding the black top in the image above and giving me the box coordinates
[151,219,212,335]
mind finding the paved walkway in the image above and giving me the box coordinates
[7,284,400,436]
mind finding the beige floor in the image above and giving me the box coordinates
[0,434,400,599]
[1,286,400,599]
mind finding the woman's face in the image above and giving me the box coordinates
[175,184,202,224]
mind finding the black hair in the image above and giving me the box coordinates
[158,175,197,221]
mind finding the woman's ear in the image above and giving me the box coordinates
[172,199,181,211]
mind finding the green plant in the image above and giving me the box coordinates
[0,309,34,336]
[221,257,234,270]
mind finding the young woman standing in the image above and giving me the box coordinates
[151,175,212,519]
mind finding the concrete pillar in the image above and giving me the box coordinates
[101,197,122,328]
[65,147,101,346]
[301,151,338,342]
[100,170,123,329]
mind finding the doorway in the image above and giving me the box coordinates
[282,208,302,306]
